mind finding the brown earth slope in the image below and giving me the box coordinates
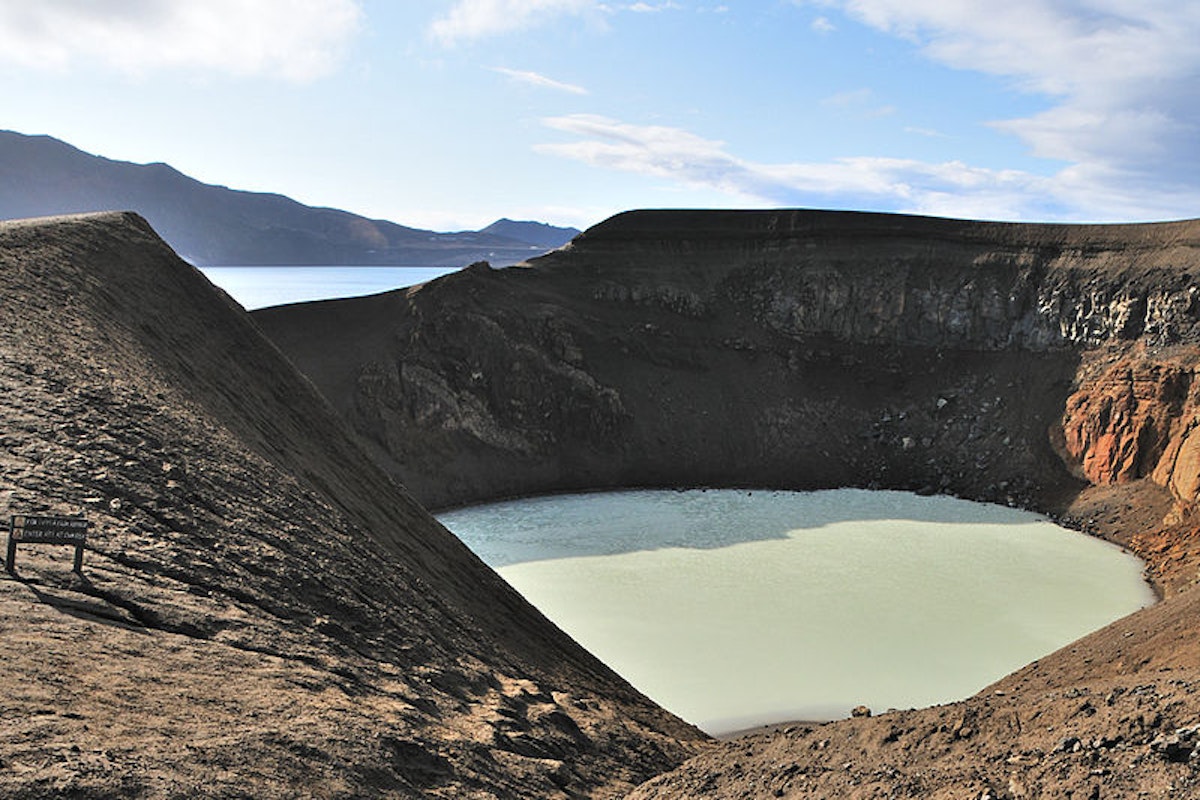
[0,212,705,799]
[255,209,1200,797]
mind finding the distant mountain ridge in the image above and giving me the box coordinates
[479,218,580,249]
[0,130,580,266]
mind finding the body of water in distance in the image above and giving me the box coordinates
[438,488,1156,735]
[198,266,461,310]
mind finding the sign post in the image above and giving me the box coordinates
[6,516,90,574]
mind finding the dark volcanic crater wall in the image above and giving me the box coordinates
[255,209,1200,514]
[250,208,1200,800]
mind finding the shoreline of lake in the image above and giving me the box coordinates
[439,488,1156,735]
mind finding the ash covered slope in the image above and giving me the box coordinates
[0,213,702,799]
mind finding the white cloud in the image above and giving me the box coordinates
[491,67,588,95]
[0,0,362,81]
[905,126,949,139]
[429,0,601,45]
[537,113,1200,221]
[811,15,836,33]
[832,0,1198,92]
[821,88,896,118]
[821,88,874,107]
[804,1,1200,205]
[626,2,683,12]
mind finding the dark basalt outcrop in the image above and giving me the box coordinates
[256,208,1200,798]
[255,209,1200,515]
[0,213,702,799]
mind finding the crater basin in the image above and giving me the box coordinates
[438,489,1155,735]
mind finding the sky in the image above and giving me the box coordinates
[1,0,1198,232]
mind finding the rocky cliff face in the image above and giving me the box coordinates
[565,210,1200,346]
[256,210,1200,517]
[0,213,703,799]
[1059,349,1200,494]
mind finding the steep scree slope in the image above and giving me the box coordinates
[0,213,703,799]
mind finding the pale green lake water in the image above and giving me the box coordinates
[438,489,1155,735]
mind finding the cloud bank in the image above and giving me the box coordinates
[538,114,1055,218]
[0,0,363,80]
[808,0,1200,212]
[538,113,1195,222]
[533,2,1199,221]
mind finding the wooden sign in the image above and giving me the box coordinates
[6,515,90,573]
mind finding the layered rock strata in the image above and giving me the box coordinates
[256,210,1200,521]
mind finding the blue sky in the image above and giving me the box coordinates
[1,1,1197,231]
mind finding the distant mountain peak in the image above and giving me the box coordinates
[480,218,581,250]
